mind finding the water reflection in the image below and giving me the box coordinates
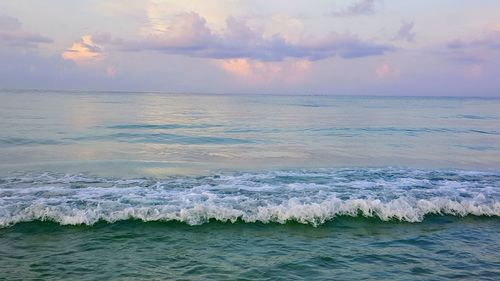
[0,91,499,177]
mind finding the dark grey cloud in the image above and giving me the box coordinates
[0,14,53,47]
[331,0,376,17]
[117,13,393,61]
[393,20,415,42]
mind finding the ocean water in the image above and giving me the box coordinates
[0,90,499,280]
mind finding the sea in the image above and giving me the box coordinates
[0,90,499,280]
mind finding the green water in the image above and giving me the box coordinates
[1,217,499,280]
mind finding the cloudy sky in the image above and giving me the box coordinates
[1,0,499,95]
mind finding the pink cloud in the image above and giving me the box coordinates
[62,35,104,64]
[106,66,117,77]
[218,58,312,84]
[464,64,483,78]
[375,63,400,79]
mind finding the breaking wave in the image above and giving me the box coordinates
[1,168,499,227]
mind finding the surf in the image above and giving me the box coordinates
[1,168,499,227]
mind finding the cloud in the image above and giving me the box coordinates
[445,27,500,63]
[106,66,117,77]
[0,14,21,29]
[62,35,105,64]
[445,50,484,64]
[375,63,400,79]
[393,20,415,42]
[118,12,392,61]
[217,58,311,84]
[264,14,304,43]
[331,0,376,17]
[0,14,53,47]
[464,64,482,78]
[476,31,500,49]
[447,28,500,50]
[0,47,137,91]
[447,39,466,50]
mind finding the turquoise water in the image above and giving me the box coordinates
[2,218,499,280]
[1,90,500,280]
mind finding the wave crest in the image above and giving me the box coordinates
[1,168,499,227]
[2,196,499,227]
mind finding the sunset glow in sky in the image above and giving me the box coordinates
[1,0,500,95]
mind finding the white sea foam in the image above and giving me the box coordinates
[0,169,499,227]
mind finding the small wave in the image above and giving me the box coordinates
[456,144,500,151]
[1,168,499,227]
[70,132,254,145]
[300,127,500,137]
[453,114,499,120]
[0,137,65,147]
[107,123,223,130]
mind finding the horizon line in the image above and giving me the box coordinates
[1,88,499,99]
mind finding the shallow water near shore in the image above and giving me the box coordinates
[1,90,499,280]
[2,217,499,280]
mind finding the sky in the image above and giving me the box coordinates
[1,0,500,96]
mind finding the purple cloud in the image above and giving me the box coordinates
[475,30,500,49]
[447,29,500,50]
[331,0,376,17]
[393,20,415,42]
[0,14,22,30]
[445,29,500,63]
[118,13,392,61]
[0,15,53,46]
[447,39,466,49]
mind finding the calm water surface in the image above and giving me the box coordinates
[1,90,499,176]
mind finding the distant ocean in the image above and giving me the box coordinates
[1,90,499,280]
